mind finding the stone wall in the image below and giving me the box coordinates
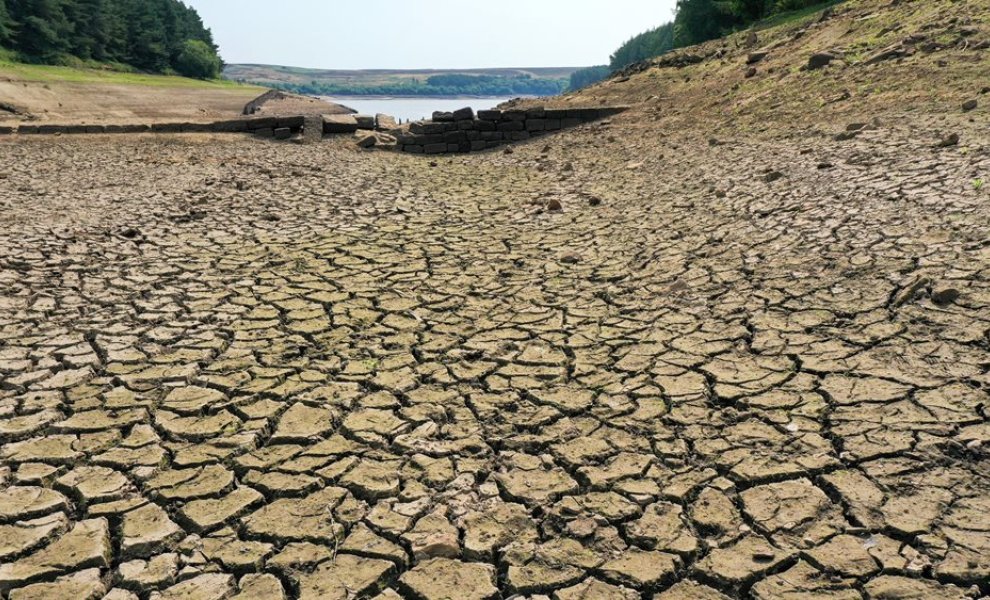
[2,115,309,137]
[396,106,628,154]
[0,106,628,152]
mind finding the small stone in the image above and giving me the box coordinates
[807,52,838,70]
[937,133,960,147]
[931,287,960,306]
[962,99,977,112]
[747,51,768,64]
[547,199,563,211]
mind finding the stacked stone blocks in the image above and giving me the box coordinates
[397,106,628,154]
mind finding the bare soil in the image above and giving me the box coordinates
[0,0,988,599]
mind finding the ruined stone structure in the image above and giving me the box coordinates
[396,106,628,154]
[0,106,629,153]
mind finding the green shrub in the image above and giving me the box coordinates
[174,39,221,80]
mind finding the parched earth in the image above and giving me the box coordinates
[0,104,988,600]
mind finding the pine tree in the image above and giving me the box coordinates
[673,0,735,47]
[0,0,221,76]
[0,0,14,46]
[11,0,74,61]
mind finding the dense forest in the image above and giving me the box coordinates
[567,65,610,91]
[607,0,839,73]
[272,73,569,98]
[0,0,222,78]
[610,22,676,72]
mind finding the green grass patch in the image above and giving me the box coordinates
[754,0,848,32]
[0,60,260,89]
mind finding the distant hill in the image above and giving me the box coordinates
[223,64,585,97]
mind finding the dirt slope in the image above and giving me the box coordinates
[0,68,264,125]
[521,0,987,134]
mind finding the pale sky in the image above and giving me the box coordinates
[184,0,678,69]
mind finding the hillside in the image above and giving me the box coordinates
[0,62,263,124]
[224,64,581,96]
[523,0,987,131]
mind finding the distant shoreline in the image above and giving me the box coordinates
[320,95,532,101]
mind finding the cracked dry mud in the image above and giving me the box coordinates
[1,90,989,600]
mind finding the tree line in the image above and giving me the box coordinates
[0,0,222,78]
[268,74,570,98]
[570,0,838,90]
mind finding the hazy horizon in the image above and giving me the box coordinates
[184,0,679,70]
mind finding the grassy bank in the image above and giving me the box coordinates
[0,60,259,89]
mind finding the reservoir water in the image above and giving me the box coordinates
[321,96,515,123]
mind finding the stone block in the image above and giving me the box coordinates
[38,125,66,134]
[302,116,323,143]
[465,130,480,141]
[432,111,455,122]
[509,131,531,141]
[62,125,88,134]
[151,123,183,133]
[254,128,275,138]
[562,118,582,128]
[403,145,424,153]
[424,143,448,154]
[545,119,561,130]
[456,120,477,130]
[502,110,526,121]
[443,131,467,143]
[182,122,214,132]
[480,131,503,141]
[376,114,398,130]
[410,122,445,135]
[470,140,486,151]
[545,109,568,119]
[354,115,375,130]
[273,127,292,140]
[276,116,305,129]
[245,117,277,131]
[525,119,546,131]
[0,126,13,135]
[526,108,546,118]
[448,143,462,153]
[212,120,250,133]
[486,141,503,149]
[457,142,471,152]
[17,125,39,134]
[497,121,525,132]
[323,115,359,134]
[475,120,496,131]
[477,110,502,121]
[452,107,474,120]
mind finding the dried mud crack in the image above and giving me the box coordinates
[1,83,989,599]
